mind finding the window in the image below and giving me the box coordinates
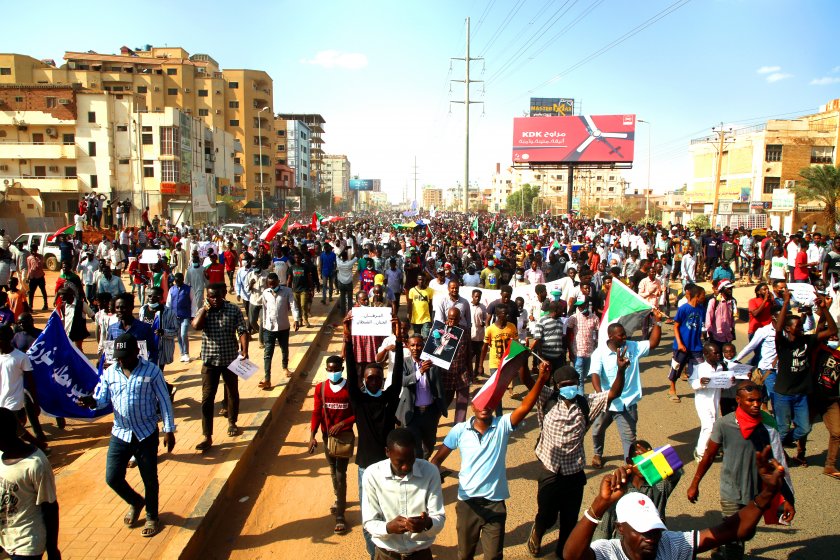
[117,125,128,132]
[46,97,57,108]
[65,166,77,178]
[32,133,44,144]
[234,157,240,164]
[142,126,152,132]
[609,175,616,181]
[198,109,209,116]
[0,67,11,75]
[88,141,96,156]
[87,111,96,123]
[119,159,129,164]
[166,68,177,75]
[229,101,239,108]
[811,146,834,164]
[161,160,179,182]
[229,81,239,89]
[234,174,241,184]
[167,88,178,95]
[229,119,239,127]
[14,96,23,102]
[137,85,148,93]
[278,158,286,165]
[141,133,153,145]
[763,176,781,194]
[34,166,46,177]
[765,144,782,162]
[90,175,98,188]
[253,154,270,166]
[277,130,285,136]
[62,133,74,144]
[143,160,154,178]
[160,127,180,155]
[277,144,285,151]
[198,89,208,97]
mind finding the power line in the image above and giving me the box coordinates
[471,0,498,41]
[479,0,527,57]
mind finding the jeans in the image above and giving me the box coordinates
[591,404,638,461]
[248,304,262,337]
[573,356,591,393]
[358,466,375,559]
[532,468,586,557]
[105,431,160,520]
[294,291,311,322]
[321,272,336,301]
[774,393,811,443]
[412,322,432,339]
[762,370,777,409]
[455,498,507,560]
[324,443,349,516]
[177,317,190,356]
[28,276,48,309]
[444,386,470,425]
[338,280,354,314]
[201,364,240,436]
[263,328,290,381]
[823,400,840,470]
[85,283,96,303]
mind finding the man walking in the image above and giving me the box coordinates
[166,272,193,362]
[261,272,300,389]
[192,283,250,451]
[79,333,175,538]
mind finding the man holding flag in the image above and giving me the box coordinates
[431,359,550,560]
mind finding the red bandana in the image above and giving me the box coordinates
[735,407,762,439]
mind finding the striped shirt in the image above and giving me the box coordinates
[591,530,697,560]
[532,315,566,358]
[94,358,175,442]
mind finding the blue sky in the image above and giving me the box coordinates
[4,0,840,202]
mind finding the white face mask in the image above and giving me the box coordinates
[828,341,840,350]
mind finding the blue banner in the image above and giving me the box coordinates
[27,312,111,419]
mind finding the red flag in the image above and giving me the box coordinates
[472,340,529,411]
[260,214,289,242]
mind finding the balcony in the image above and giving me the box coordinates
[11,177,81,191]
[0,142,77,160]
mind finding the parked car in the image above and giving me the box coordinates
[220,223,249,235]
[13,232,63,271]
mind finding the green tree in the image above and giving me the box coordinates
[686,214,711,230]
[794,164,840,227]
[611,204,634,223]
[507,184,540,215]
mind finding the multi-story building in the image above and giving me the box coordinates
[322,154,350,207]
[489,163,631,217]
[0,84,235,232]
[422,187,443,209]
[280,118,312,211]
[0,46,272,204]
[277,113,325,197]
[687,98,839,231]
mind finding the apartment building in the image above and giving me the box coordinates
[0,84,235,229]
[0,46,272,203]
[277,113,325,196]
[322,154,350,206]
[422,187,443,209]
[687,98,839,231]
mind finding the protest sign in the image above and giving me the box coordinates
[139,249,162,264]
[352,307,393,337]
[228,356,260,380]
[706,372,736,389]
[789,282,816,306]
[27,313,112,419]
[729,363,754,379]
[420,321,465,369]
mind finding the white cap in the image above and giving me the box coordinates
[615,494,666,533]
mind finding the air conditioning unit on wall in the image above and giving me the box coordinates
[785,180,797,189]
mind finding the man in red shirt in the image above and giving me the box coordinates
[309,355,355,535]
[223,242,239,292]
[204,253,225,285]
[793,238,810,283]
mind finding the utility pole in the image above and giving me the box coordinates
[451,17,483,213]
[412,156,419,206]
[710,122,734,226]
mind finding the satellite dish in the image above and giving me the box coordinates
[2,179,9,187]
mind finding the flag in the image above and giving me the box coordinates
[260,213,290,241]
[311,211,325,231]
[598,279,652,345]
[632,445,683,486]
[488,220,495,234]
[470,216,480,241]
[27,312,112,419]
[47,224,75,242]
[472,339,529,411]
[429,204,436,218]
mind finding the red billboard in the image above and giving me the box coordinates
[512,114,636,164]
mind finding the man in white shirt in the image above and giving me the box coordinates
[260,272,299,389]
[362,428,445,560]
[681,245,697,287]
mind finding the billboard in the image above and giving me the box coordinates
[529,97,574,117]
[513,114,636,164]
[350,179,375,191]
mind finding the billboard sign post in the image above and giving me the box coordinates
[529,97,575,117]
[512,114,636,164]
[349,179,375,191]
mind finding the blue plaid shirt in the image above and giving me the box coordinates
[95,358,175,442]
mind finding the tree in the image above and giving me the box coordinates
[686,214,710,231]
[579,203,599,219]
[611,204,634,223]
[793,164,840,227]
[506,184,541,215]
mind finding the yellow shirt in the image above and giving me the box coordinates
[484,322,519,370]
[408,286,435,325]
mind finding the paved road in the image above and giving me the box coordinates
[196,311,838,560]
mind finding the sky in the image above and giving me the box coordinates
[4,0,840,203]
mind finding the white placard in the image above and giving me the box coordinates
[729,363,754,379]
[103,340,149,364]
[228,356,259,380]
[706,373,736,389]
[789,283,816,306]
[139,249,162,264]
[352,307,393,337]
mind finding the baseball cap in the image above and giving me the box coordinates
[444,263,452,269]
[615,494,666,533]
[113,333,139,359]
[374,273,385,285]
[717,280,734,291]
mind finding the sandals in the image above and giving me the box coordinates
[227,425,240,437]
[591,454,603,469]
[141,518,160,538]
[527,524,542,556]
[123,500,145,527]
[823,470,840,480]
[668,392,682,403]
[334,515,347,534]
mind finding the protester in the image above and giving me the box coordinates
[261,272,300,388]
[165,272,193,362]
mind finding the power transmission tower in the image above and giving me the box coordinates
[412,156,420,207]
[451,17,484,213]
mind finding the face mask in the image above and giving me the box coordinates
[516,274,524,280]
[327,371,343,383]
[193,262,200,267]
[828,341,840,350]
[363,382,383,398]
[557,385,580,400]
[272,285,281,293]
[149,302,161,310]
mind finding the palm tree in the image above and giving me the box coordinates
[793,164,840,227]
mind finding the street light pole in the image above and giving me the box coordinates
[638,119,651,217]
[257,106,269,220]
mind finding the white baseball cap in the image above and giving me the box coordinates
[615,494,666,533]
